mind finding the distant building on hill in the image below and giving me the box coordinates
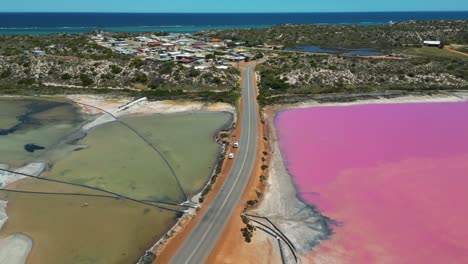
[423,40,442,48]
[32,50,46,56]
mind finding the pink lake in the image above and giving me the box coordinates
[276,102,468,264]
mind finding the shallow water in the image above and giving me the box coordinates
[0,98,232,263]
[0,179,178,264]
[43,112,231,202]
[0,98,84,166]
[276,102,468,264]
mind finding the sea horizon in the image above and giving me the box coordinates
[0,11,467,35]
[1,11,467,13]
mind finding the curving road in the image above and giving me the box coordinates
[169,64,259,264]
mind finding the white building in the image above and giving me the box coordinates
[423,40,442,47]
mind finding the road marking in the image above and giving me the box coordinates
[182,66,255,264]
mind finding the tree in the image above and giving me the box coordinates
[0,68,12,78]
[133,72,148,83]
[130,59,145,68]
[80,74,94,86]
[188,68,201,77]
[110,65,123,74]
[148,82,160,89]
[61,73,72,80]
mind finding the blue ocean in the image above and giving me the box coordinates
[0,12,467,34]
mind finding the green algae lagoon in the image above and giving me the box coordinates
[0,97,232,263]
[0,97,84,166]
[44,112,231,202]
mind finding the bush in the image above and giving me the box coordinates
[212,77,222,84]
[148,82,160,89]
[159,62,174,74]
[80,74,94,86]
[133,72,148,83]
[61,73,72,80]
[18,78,35,85]
[246,200,259,208]
[241,227,253,243]
[0,68,12,78]
[130,59,145,68]
[110,65,123,74]
[101,73,114,80]
[188,68,201,77]
[241,215,250,225]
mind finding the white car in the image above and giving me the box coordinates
[228,153,235,159]
[233,141,239,148]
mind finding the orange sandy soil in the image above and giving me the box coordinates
[205,63,281,264]
[154,62,250,263]
[444,46,468,57]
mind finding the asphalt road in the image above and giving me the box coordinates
[169,64,259,264]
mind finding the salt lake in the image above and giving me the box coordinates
[276,101,468,263]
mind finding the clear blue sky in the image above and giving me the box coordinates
[1,0,466,13]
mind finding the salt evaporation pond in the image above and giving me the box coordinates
[276,101,468,264]
[0,97,231,263]
[0,97,84,166]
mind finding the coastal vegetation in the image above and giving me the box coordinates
[0,34,240,104]
[198,20,468,48]
[0,34,125,59]
[256,49,468,106]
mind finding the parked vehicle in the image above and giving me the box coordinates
[228,153,235,159]
[233,141,239,148]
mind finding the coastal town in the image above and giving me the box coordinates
[90,32,255,69]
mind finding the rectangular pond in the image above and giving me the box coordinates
[276,101,468,263]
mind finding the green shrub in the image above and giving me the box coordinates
[61,73,72,80]
[18,78,35,85]
[133,72,148,83]
[80,74,94,86]
[0,68,12,78]
[110,65,123,74]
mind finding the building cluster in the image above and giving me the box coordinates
[90,33,254,69]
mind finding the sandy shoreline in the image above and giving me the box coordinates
[0,162,46,263]
[254,91,468,263]
[289,91,468,110]
[249,106,332,263]
[0,234,33,264]
[65,94,236,131]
